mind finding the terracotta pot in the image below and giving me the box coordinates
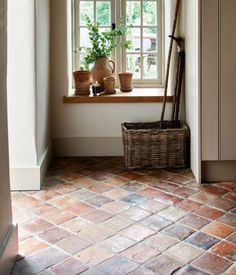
[118,72,133,92]
[91,58,115,90]
[104,77,116,94]
[73,71,91,95]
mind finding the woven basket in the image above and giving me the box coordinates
[122,121,190,169]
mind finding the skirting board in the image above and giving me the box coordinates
[202,161,236,182]
[54,137,124,156]
[0,224,18,275]
[10,144,53,191]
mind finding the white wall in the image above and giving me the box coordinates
[7,0,51,190]
[51,0,173,156]
[180,0,201,182]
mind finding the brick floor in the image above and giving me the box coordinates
[11,157,236,274]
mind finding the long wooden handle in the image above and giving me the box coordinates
[160,0,182,128]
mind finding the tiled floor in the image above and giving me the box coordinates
[11,157,236,275]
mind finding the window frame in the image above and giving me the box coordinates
[72,0,164,88]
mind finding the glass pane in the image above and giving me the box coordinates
[143,28,157,52]
[143,1,157,26]
[126,28,141,52]
[126,1,141,26]
[96,1,111,26]
[80,28,91,49]
[143,53,157,78]
[126,54,141,79]
[80,1,94,26]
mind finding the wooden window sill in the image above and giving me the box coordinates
[63,88,173,103]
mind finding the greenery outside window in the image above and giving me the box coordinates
[73,0,163,87]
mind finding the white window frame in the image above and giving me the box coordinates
[73,0,164,88]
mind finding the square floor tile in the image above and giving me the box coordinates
[102,188,130,200]
[121,206,151,221]
[42,208,76,225]
[154,191,181,205]
[178,214,210,230]
[139,200,168,213]
[191,252,232,274]
[100,201,130,214]
[227,231,236,244]
[81,209,113,223]
[22,218,54,235]
[185,231,220,250]
[163,224,195,241]
[151,181,178,193]
[210,240,236,261]
[176,199,202,213]
[99,215,134,233]
[56,235,92,254]
[121,193,147,205]
[121,181,145,192]
[65,202,95,216]
[159,206,188,221]
[99,235,135,253]
[175,265,211,275]
[208,198,236,211]
[77,225,113,243]
[171,186,197,198]
[19,237,49,257]
[189,192,217,204]
[39,227,71,244]
[201,221,235,238]
[87,184,114,194]
[141,214,173,231]
[194,206,225,220]
[60,217,92,233]
[120,224,155,241]
[144,232,178,252]
[218,213,236,228]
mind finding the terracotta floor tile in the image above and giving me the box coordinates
[71,177,97,188]
[81,209,113,223]
[227,231,236,244]
[13,209,36,224]
[28,247,69,269]
[201,185,229,196]
[137,175,159,185]
[49,257,89,275]
[151,180,179,193]
[13,196,41,209]
[22,218,54,234]
[100,201,130,214]
[176,199,202,213]
[30,204,57,217]
[120,223,155,241]
[120,171,144,181]
[99,215,134,233]
[19,237,49,257]
[144,232,178,251]
[153,191,181,205]
[38,227,71,244]
[77,225,113,243]
[99,235,135,253]
[48,194,81,209]
[159,206,188,221]
[18,227,33,242]
[42,208,75,225]
[210,241,236,261]
[11,192,27,201]
[70,189,97,201]
[65,202,95,216]
[60,217,92,233]
[141,214,173,231]
[194,205,225,220]
[121,206,151,221]
[218,213,236,228]
[56,235,92,254]
[175,265,210,275]
[178,214,210,230]
[163,224,195,241]
[121,243,160,264]
[143,254,182,275]
[191,252,232,274]
[189,191,217,204]
[97,255,139,274]
[157,174,193,185]
[224,264,236,275]
[51,182,80,194]
[31,190,61,201]
[87,183,114,194]
[56,172,82,182]
[214,182,236,191]
[121,193,147,205]
[185,231,220,250]
[103,176,129,187]
[208,198,236,211]
[121,181,145,192]
[139,187,164,199]
[77,245,114,266]
[102,188,130,200]
[224,192,236,202]
[164,242,203,264]
[172,186,198,198]
[139,199,168,213]
[86,195,113,207]
[201,221,235,238]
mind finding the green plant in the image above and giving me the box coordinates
[75,16,131,70]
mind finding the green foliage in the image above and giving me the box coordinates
[75,16,131,70]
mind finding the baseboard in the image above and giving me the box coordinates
[54,137,124,156]
[202,161,236,182]
[0,224,18,275]
[10,144,53,191]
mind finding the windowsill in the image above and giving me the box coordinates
[63,88,173,103]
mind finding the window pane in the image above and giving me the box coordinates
[126,1,141,26]
[80,28,91,49]
[143,28,157,52]
[126,28,141,53]
[80,1,94,26]
[96,1,111,26]
[143,54,157,79]
[126,54,141,79]
[143,1,157,26]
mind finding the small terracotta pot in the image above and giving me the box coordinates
[73,71,91,95]
[104,77,116,94]
[118,72,133,92]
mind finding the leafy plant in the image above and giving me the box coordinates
[75,16,131,70]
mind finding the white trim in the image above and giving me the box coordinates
[0,224,18,275]
[10,144,53,191]
[54,137,123,156]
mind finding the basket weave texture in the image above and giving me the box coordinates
[122,121,189,169]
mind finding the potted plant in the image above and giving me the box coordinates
[78,16,131,90]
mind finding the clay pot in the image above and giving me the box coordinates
[104,77,116,94]
[118,72,133,92]
[91,58,115,90]
[73,71,91,95]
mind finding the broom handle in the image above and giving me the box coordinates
[160,0,182,128]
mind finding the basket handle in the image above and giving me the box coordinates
[160,0,182,129]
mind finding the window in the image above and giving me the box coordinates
[73,0,163,87]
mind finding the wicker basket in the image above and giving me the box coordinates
[122,121,190,169]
